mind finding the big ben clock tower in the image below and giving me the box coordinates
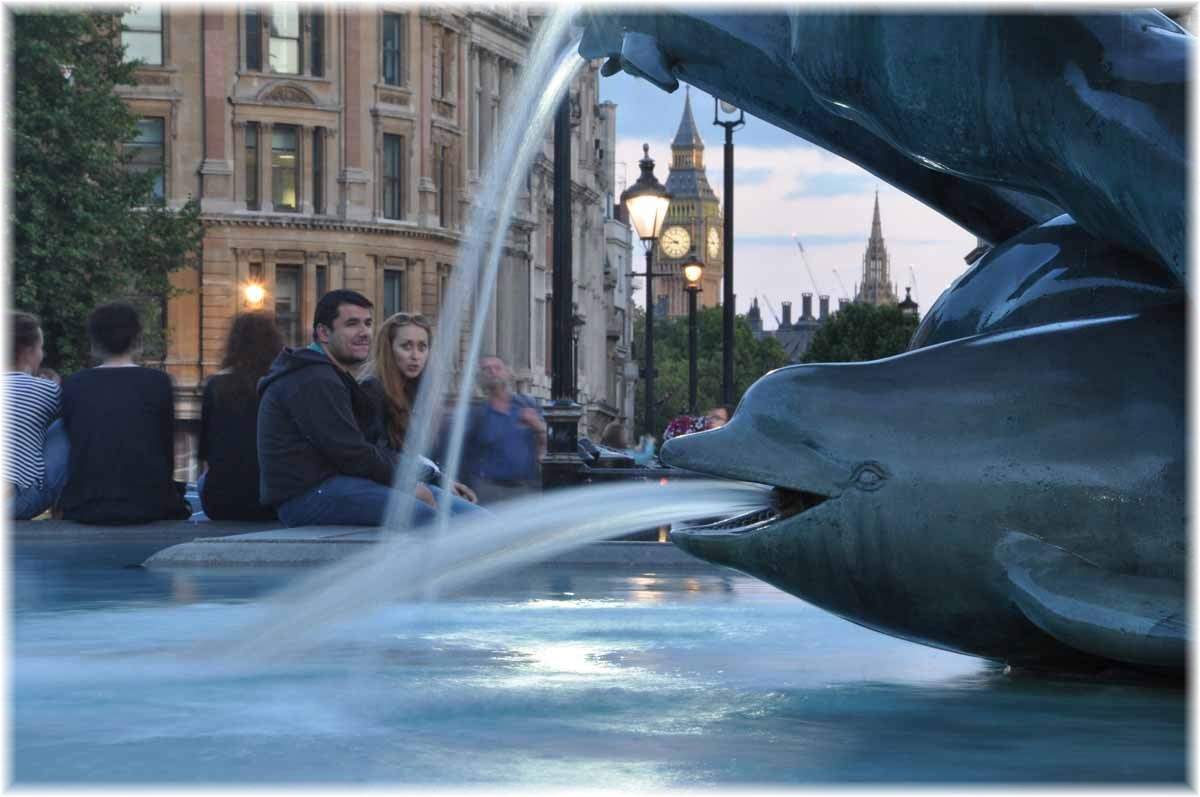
[657,88,725,317]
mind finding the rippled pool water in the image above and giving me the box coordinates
[12,542,1186,785]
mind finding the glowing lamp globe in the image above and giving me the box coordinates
[620,144,672,243]
[244,282,266,307]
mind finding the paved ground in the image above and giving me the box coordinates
[12,518,708,569]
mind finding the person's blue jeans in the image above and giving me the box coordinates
[12,419,69,521]
[276,475,483,528]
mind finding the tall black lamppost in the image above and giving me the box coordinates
[714,98,744,407]
[681,255,704,415]
[543,92,583,490]
[620,144,672,440]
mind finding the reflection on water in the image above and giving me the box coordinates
[11,547,1185,786]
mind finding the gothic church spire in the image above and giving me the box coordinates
[672,86,704,150]
[869,188,884,245]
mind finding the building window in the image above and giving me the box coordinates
[382,133,404,220]
[309,10,324,77]
[122,3,163,65]
[128,117,165,202]
[436,144,450,227]
[382,13,404,86]
[269,3,301,74]
[315,265,328,299]
[312,127,324,215]
[383,270,403,317]
[245,7,261,71]
[275,265,302,346]
[437,28,454,99]
[272,125,299,211]
[245,122,259,210]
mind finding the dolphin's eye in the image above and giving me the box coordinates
[851,462,888,491]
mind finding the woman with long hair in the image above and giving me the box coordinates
[360,312,479,509]
[197,312,284,520]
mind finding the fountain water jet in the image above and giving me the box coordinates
[383,5,584,543]
[216,479,772,660]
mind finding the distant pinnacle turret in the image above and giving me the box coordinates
[672,85,704,150]
[855,190,900,306]
[869,188,883,246]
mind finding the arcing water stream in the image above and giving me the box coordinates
[222,479,772,660]
[383,5,583,536]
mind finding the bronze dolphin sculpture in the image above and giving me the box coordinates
[582,9,1188,673]
[664,217,1186,672]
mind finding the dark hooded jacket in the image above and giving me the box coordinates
[256,346,395,507]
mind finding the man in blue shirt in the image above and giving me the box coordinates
[460,355,546,505]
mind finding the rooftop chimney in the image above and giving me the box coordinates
[801,293,814,321]
[781,301,793,327]
[819,295,830,320]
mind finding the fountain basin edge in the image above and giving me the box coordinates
[142,526,715,568]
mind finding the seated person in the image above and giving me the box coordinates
[662,414,706,442]
[704,404,733,430]
[358,311,480,514]
[198,312,282,521]
[600,420,630,450]
[629,434,657,466]
[6,312,68,520]
[257,290,438,528]
[457,355,546,505]
[59,302,191,524]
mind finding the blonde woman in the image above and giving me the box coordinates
[360,312,479,512]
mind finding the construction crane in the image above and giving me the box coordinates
[791,233,823,298]
[908,266,920,304]
[835,268,854,303]
[759,294,783,327]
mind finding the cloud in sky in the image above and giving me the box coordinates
[783,172,877,200]
[601,75,979,327]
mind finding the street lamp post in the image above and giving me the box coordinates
[620,144,672,441]
[682,256,704,415]
[714,98,744,407]
[543,92,584,490]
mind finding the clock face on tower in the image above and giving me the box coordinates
[707,228,721,258]
[660,226,691,259]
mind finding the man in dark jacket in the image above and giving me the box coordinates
[257,289,436,527]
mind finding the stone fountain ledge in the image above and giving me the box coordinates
[12,519,708,569]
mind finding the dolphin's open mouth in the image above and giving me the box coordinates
[685,486,828,535]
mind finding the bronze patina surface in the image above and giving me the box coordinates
[581,10,1189,671]
[667,229,1184,671]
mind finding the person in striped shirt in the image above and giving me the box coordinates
[6,312,68,520]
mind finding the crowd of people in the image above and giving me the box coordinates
[6,291,551,527]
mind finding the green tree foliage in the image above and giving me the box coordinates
[801,302,920,364]
[632,306,791,437]
[11,9,203,373]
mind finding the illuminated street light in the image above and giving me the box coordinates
[243,281,266,308]
[681,253,704,414]
[621,143,672,439]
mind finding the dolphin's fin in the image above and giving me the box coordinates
[994,532,1186,670]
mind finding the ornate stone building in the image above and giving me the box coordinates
[113,5,634,476]
[654,89,725,317]
[853,191,900,305]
